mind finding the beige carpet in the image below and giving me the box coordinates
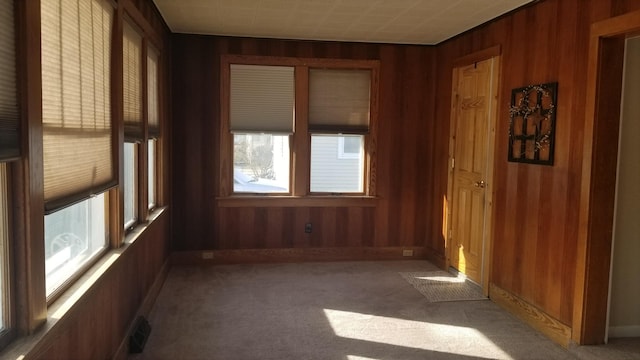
[399,271,487,302]
[131,260,595,360]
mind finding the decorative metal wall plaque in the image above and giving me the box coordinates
[508,82,557,165]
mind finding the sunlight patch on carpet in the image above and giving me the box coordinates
[324,309,509,359]
[399,271,487,302]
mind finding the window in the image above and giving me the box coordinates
[148,139,156,208]
[147,46,160,209]
[123,20,162,224]
[41,0,114,299]
[230,64,293,193]
[0,164,10,333]
[311,135,364,193]
[0,0,16,346]
[44,193,108,297]
[41,0,115,212]
[123,143,137,229]
[308,68,369,194]
[233,134,289,193]
[222,57,378,197]
[123,20,141,230]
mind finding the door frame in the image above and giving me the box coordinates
[574,10,640,345]
[606,35,640,342]
[445,46,501,296]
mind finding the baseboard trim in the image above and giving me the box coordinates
[171,246,438,265]
[490,283,572,347]
[112,259,170,360]
[608,325,640,338]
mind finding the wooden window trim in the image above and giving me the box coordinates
[0,163,16,350]
[216,196,378,208]
[6,0,168,347]
[44,193,111,305]
[220,55,379,199]
[123,142,139,232]
[121,10,163,232]
[1,207,167,359]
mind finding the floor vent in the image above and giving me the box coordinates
[129,316,152,353]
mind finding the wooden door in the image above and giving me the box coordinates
[450,58,495,284]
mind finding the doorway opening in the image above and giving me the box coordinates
[606,35,640,342]
[575,9,640,345]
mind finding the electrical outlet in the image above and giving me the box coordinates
[305,223,312,233]
[202,251,214,260]
[402,249,414,257]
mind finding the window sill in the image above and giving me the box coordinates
[124,207,164,245]
[1,207,168,360]
[216,196,378,208]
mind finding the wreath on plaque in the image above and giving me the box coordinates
[508,82,557,165]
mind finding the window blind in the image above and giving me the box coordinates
[147,46,160,138]
[41,0,115,212]
[123,21,143,141]
[0,0,19,161]
[308,69,371,134]
[230,64,294,134]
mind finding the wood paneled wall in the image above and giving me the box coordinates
[436,0,640,327]
[170,0,640,342]
[171,36,441,258]
[0,0,173,357]
[33,211,170,360]
[216,206,376,249]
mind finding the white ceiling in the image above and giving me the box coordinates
[153,0,535,45]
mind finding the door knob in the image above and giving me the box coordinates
[474,180,486,188]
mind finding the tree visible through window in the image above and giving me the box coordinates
[233,134,289,193]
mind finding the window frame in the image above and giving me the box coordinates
[123,142,139,231]
[147,138,156,210]
[0,0,168,349]
[220,55,379,198]
[38,0,115,305]
[121,15,163,233]
[232,133,291,194]
[0,0,18,349]
[310,134,365,194]
[0,163,15,349]
[44,191,110,304]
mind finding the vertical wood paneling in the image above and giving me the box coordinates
[172,36,437,253]
[399,46,420,247]
[293,207,311,248]
[264,207,283,248]
[435,0,640,328]
[169,0,640,338]
[34,211,170,360]
[528,0,556,315]
[238,208,257,248]
[281,207,295,248]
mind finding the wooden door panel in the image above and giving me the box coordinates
[452,178,484,280]
[450,58,493,284]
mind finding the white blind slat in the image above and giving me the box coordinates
[309,69,371,134]
[230,64,294,134]
[0,0,19,160]
[42,0,114,210]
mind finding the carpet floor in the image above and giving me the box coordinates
[130,260,640,360]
